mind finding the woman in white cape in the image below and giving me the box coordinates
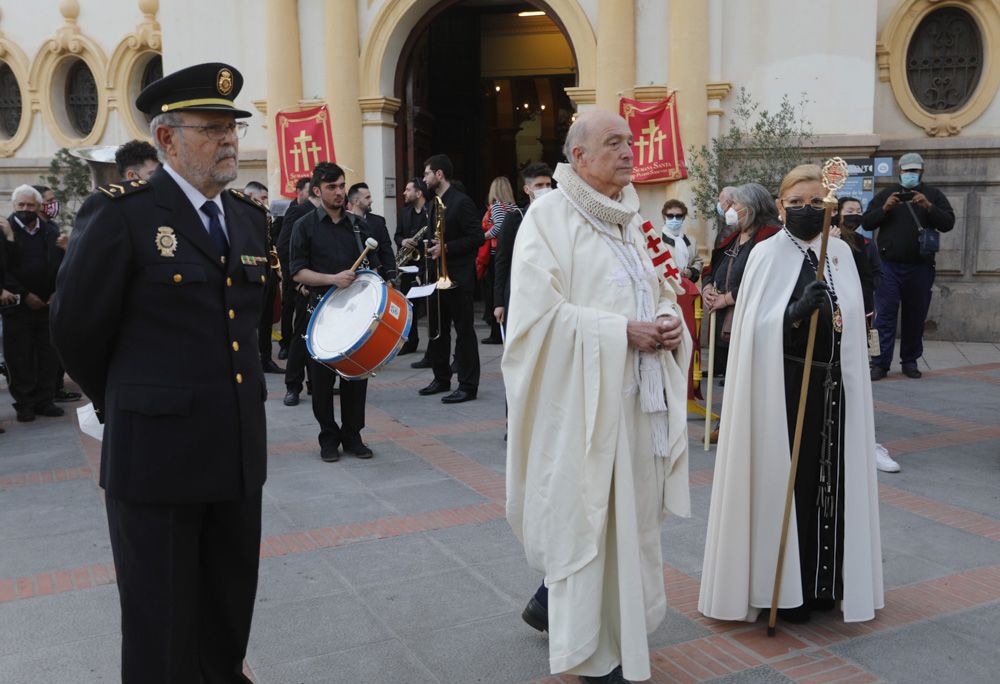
[698,164,884,624]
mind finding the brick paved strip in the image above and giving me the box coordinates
[881,425,1000,457]
[879,483,1000,541]
[259,502,505,559]
[872,400,985,432]
[0,466,92,490]
[0,563,117,605]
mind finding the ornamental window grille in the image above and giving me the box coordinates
[65,60,98,136]
[906,7,983,113]
[0,62,22,138]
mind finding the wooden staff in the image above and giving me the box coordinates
[704,309,717,451]
[350,237,380,272]
[767,158,848,637]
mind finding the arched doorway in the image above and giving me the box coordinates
[393,1,579,209]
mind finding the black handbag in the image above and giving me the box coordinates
[906,202,939,256]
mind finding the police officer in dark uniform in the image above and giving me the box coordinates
[50,63,268,684]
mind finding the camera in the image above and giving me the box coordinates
[896,191,915,202]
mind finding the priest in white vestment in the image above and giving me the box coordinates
[699,165,884,626]
[503,110,691,684]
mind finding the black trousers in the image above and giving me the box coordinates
[284,292,312,393]
[105,492,262,684]
[258,272,279,363]
[279,265,296,349]
[427,281,480,391]
[2,309,58,412]
[309,359,366,450]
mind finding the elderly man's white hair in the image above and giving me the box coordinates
[562,115,590,164]
[11,184,43,204]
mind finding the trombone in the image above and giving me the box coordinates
[427,194,456,340]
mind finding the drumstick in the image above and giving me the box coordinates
[350,237,380,271]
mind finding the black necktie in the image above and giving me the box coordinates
[806,248,819,272]
[200,201,229,260]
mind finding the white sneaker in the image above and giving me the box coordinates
[875,443,900,473]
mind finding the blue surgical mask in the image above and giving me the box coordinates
[900,172,920,189]
[716,201,725,217]
[663,217,684,235]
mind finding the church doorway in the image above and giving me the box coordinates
[394,1,578,210]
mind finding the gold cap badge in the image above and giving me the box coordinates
[156,227,178,257]
[217,68,234,96]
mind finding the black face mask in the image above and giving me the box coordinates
[14,210,38,227]
[784,205,825,240]
[840,214,863,230]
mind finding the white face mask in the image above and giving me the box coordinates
[531,187,552,201]
[724,206,740,226]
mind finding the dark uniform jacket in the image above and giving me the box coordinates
[430,185,483,289]
[861,182,955,264]
[50,168,270,503]
[361,211,397,281]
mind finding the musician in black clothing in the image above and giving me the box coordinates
[244,181,283,374]
[418,155,483,404]
[346,182,396,282]
[290,163,386,462]
[395,178,431,355]
[277,176,312,360]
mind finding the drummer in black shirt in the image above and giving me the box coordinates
[289,162,383,462]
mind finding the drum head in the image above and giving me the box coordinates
[308,272,384,359]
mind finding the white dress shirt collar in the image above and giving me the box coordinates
[162,163,227,235]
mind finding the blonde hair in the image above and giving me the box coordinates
[778,164,823,198]
[487,176,515,205]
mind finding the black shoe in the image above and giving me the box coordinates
[870,366,888,381]
[521,596,548,632]
[344,442,374,459]
[16,410,35,423]
[418,380,451,396]
[808,597,836,612]
[262,359,285,374]
[277,346,289,360]
[441,389,476,404]
[54,389,82,402]
[579,666,630,683]
[35,404,65,418]
[283,390,300,406]
[398,341,419,356]
[481,336,503,345]
[777,605,811,623]
[410,357,432,369]
[902,366,922,379]
[320,447,340,463]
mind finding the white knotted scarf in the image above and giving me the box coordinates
[553,163,672,461]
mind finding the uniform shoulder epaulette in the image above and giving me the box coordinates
[228,188,268,212]
[97,179,152,199]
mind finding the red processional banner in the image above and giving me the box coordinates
[619,94,687,184]
[275,105,336,198]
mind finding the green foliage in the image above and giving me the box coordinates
[685,88,814,219]
[41,148,92,228]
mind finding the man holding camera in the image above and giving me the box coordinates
[862,153,954,380]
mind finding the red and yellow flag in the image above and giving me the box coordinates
[620,94,687,184]
[276,105,336,198]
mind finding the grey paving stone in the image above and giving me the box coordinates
[0,526,112,578]
[0,478,104,542]
[345,455,450,491]
[277,490,398,530]
[263,461,364,502]
[470,555,543,606]
[0,585,120,658]
[880,544,956,589]
[324,533,463,589]
[647,607,713,649]
[428,518,525,566]
[706,665,794,683]
[884,460,1000,520]
[878,506,1000,573]
[0,632,121,684]
[403,612,551,684]
[251,638,440,684]
[373,478,486,516]
[831,603,1000,684]
[437,430,507,475]
[361,568,512,635]
[248,592,391,668]
[0,444,85,477]
[256,553,351,605]
[662,519,709,579]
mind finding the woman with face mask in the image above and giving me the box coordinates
[660,199,704,282]
[701,184,781,421]
[699,164,883,628]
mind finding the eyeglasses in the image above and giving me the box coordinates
[781,197,826,211]
[171,121,249,141]
[664,213,685,220]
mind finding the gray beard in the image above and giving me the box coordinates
[177,143,238,189]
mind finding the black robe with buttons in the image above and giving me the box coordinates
[50,168,269,503]
[783,256,846,603]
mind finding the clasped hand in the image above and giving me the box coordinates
[627,314,683,354]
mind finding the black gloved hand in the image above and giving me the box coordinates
[785,280,830,325]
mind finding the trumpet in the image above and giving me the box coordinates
[396,223,429,266]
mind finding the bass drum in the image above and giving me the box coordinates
[306,270,412,380]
